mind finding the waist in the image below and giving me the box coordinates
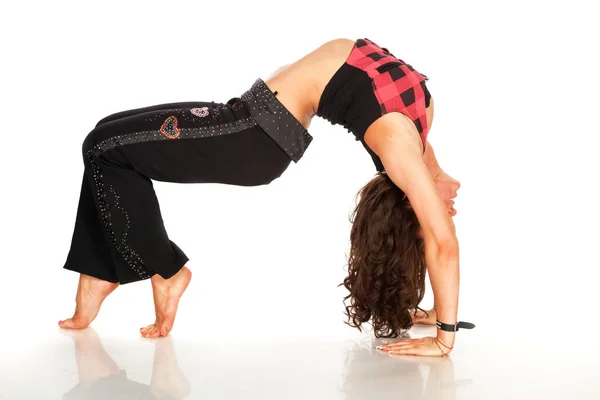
[239,79,314,164]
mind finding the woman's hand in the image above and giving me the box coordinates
[411,307,437,325]
[376,336,450,357]
[433,170,460,216]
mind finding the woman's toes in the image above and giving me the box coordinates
[160,325,170,337]
[149,327,161,338]
[59,318,88,330]
[141,325,156,337]
[141,324,154,335]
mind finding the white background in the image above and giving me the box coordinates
[0,0,599,398]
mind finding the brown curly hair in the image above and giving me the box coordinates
[341,172,429,338]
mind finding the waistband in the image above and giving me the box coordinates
[240,79,313,163]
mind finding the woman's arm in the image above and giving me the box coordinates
[423,140,442,177]
[424,141,460,216]
[365,115,460,348]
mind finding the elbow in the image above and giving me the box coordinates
[437,237,459,260]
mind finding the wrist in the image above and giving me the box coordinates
[436,329,456,347]
[422,141,441,174]
[434,337,453,357]
[436,336,453,350]
[429,164,443,179]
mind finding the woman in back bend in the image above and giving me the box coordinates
[60,38,473,357]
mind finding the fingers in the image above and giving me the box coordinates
[411,308,427,318]
[378,340,414,349]
[411,314,425,324]
[443,199,457,216]
[377,340,421,356]
[411,308,434,323]
[376,339,444,357]
[386,347,420,355]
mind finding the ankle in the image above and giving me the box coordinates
[151,273,166,284]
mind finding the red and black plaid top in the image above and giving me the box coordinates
[317,38,431,171]
[347,38,430,146]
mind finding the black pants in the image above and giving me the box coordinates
[62,79,313,284]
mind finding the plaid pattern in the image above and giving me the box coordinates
[346,38,430,146]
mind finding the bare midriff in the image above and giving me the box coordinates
[263,39,356,130]
[263,38,434,135]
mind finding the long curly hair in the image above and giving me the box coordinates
[341,172,428,338]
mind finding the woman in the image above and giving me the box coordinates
[59,38,474,357]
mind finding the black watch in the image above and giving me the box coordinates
[436,320,476,332]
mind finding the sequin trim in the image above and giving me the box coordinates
[88,117,256,157]
[86,111,257,279]
[240,79,313,163]
[85,80,311,278]
[86,155,152,279]
[159,116,181,139]
[108,185,150,279]
[190,107,209,118]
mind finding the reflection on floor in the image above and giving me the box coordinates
[62,328,189,400]
[1,324,599,399]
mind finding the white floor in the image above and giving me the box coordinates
[1,297,599,399]
[3,0,600,398]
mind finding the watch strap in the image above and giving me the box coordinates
[436,320,476,332]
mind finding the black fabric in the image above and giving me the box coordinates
[436,320,476,332]
[317,63,386,171]
[63,99,292,284]
[317,62,432,172]
[241,79,313,163]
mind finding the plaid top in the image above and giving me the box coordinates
[346,38,430,148]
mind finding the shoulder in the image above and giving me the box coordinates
[312,38,356,57]
[323,38,356,48]
[364,112,425,161]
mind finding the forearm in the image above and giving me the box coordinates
[427,243,460,347]
[423,141,442,177]
[425,142,461,347]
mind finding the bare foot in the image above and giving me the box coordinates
[59,274,119,329]
[140,267,192,338]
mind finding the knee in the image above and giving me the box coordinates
[263,166,287,185]
[94,111,122,128]
[82,129,94,157]
[255,158,291,186]
[81,125,106,158]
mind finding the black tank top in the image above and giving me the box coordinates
[316,38,431,172]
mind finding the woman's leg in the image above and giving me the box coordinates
[63,174,119,282]
[94,101,225,128]
[63,103,225,283]
[63,101,245,285]
[60,174,121,329]
[59,103,206,330]
[60,99,292,334]
[63,104,220,283]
